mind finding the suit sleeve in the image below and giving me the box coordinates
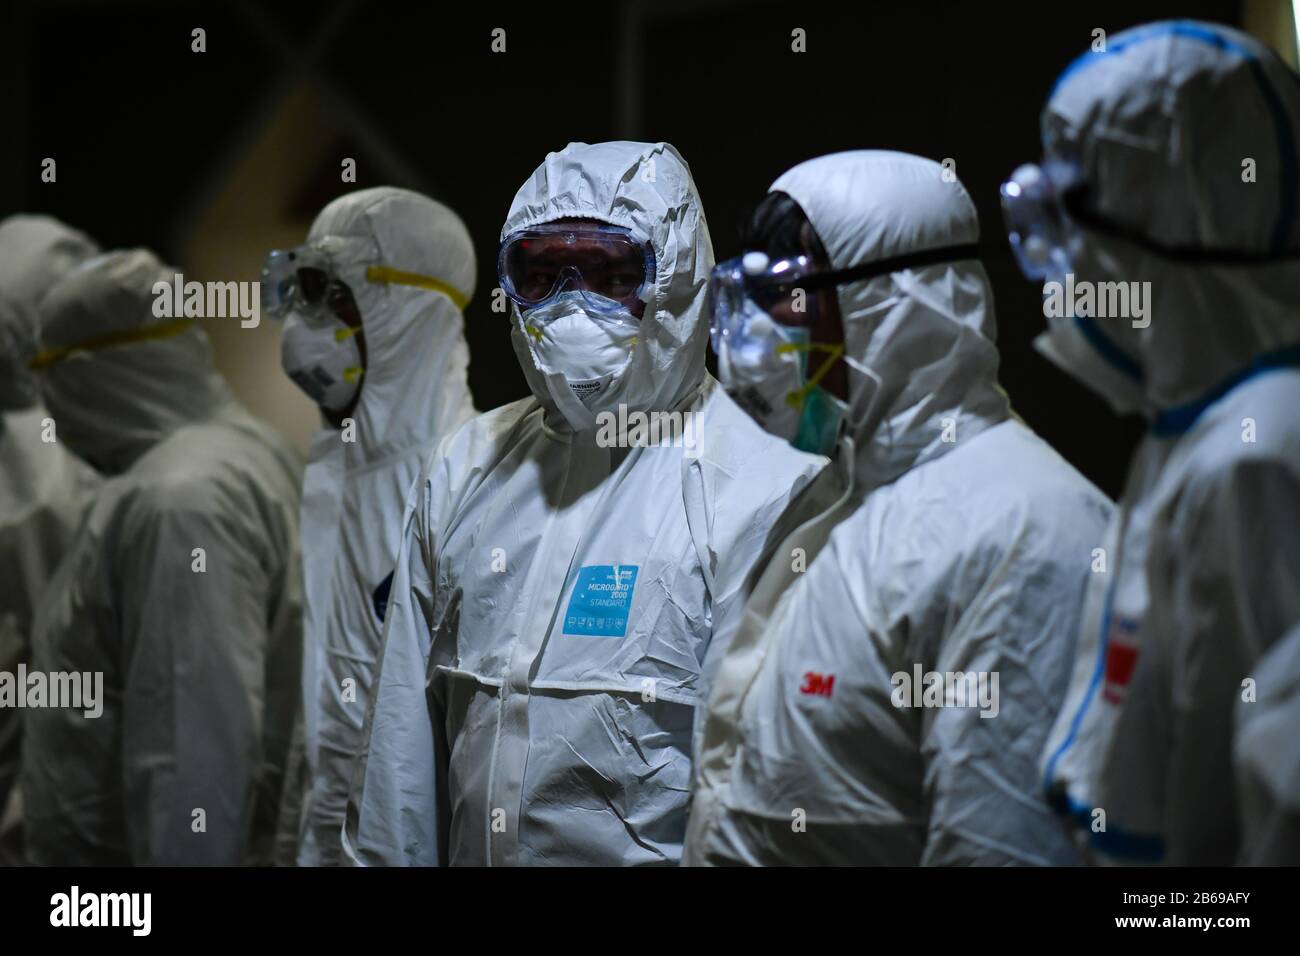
[343,452,447,866]
[118,502,274,865]
[1157,457,1300,864]
[920,507,1096,867]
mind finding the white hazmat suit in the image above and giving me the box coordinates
[344,141,824,866]
[685,151,1112,866]
[1037,22,1300,865]
[0,215,101,853]
[290,187,477,866]
[22,249,304,865]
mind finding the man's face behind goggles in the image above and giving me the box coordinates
[498,221,655,317]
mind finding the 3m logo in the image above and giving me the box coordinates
[800,671,835,697]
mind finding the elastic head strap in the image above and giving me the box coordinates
[757,244,982,409]
[798,243,983,291]
[365,265,470,310]
[28,318,197,371]
[1062,186,1300,264]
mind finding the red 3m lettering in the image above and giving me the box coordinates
[800,671,835,697]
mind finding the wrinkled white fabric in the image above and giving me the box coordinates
[0,215,99,319]
[0,293,41,412]
[0,217,101,856]
[1234,623,1300,865]
[0,408,99,854]
[1038,21,1300,865]
[22,250,304,865]
[290,187,477,866]
[38,252,234,476]
[685,151,1112,866]
[0,215,99,411]
[344,141,824,866]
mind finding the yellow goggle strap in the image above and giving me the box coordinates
[365,266,470,311]
[775,341,846,409]
[28,318,198,371]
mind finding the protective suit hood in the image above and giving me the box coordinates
[770,150,1010,488]
[503,141,713,433]
[0,214,100,314]
[38,249,232,474]
[1042,20,1300,417]
[304,187,476,460]
[0,215,100,411]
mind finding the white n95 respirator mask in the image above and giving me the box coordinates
[280,312,364,415]
[520,291,639,404]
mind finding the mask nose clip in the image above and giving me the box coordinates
[530,273,629,323]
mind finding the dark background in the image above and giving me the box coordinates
[0,0,1252,497]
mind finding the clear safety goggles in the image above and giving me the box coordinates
[1002,157,1297,271]
[708,243,981,355]
[497,222,656,315]
[999,159,1086,281]
[261,235,470,323]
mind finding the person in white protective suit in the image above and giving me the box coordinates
[1234,622,1300,865]
[263,187,477,865]
[21,249,304,865]
[343,141,825,866]
[0,215,101,860]
[1012,21,1300,865]
[684,150,1113,866]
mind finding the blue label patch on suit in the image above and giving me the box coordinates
[562,565,639,637]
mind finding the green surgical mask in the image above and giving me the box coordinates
[792,379,847,456]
